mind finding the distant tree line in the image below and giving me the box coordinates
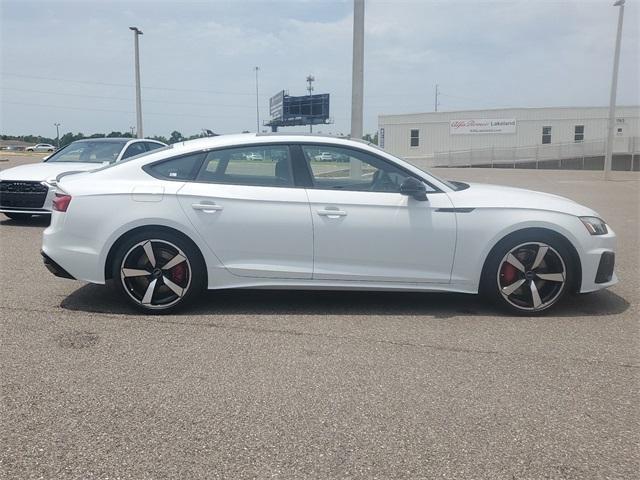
[2,130,379,148]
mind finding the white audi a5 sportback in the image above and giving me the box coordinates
[42,134,616,314]
[0,137,166,221]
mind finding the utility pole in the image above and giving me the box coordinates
[350,0,365,140]
[605,0,625,180]
[435,84,440,112]
[255,66,260,133]
[130,126,135,136]
[54,122,61,148]
[306,75,315,133]
[129,26,144,138]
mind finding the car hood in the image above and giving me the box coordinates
[0,162,101,182]
[447,182,599,217]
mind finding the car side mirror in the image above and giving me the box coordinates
[399,177,428,201]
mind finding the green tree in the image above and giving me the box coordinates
[169,131,184,144]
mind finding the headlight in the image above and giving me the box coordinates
[580,216,608,235]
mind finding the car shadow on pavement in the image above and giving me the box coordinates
[60,283,631,319]
[0,216,50,227]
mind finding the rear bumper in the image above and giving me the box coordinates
[41,251,75,279]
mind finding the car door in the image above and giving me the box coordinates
[175,144,313,279]
[300,144,457,284]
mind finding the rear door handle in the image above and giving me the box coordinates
[192,202,223,213]
[317,208,347,218]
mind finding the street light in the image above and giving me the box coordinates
[604,0,625,180]
[306,75,315,133]
[255,66,260,133]
[129,26,144,139]
[54,122,61,148]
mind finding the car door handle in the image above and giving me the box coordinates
[192,203,223,213]
[317,208,347,217]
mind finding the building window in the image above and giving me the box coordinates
[574,125,584,143]
[410,129,419,147]
[542,126,552,144]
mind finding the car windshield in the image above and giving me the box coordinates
[45,140,128,164]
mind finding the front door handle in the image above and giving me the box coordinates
[192,202,223,213]
[317,208,347,218]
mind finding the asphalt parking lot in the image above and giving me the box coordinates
[1,162,638,479]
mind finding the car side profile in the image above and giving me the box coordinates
[0,137,166,220]
[26,143,56,152]
[41,134,617,314]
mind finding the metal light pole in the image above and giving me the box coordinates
[350,0,365,140]
[129,26,144,139]
[604,0,625,180]
[434,84,440,112]
[306,75,315,133]
[255,66,260,133]
[54,122,61,148]
[349,0,365,180]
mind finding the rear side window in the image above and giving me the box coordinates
[122,142,147,159]
[145,142,165,152]
[146,152,206,180]
[196,145,294,187]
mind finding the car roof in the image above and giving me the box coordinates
[166,133,379,154]
[72,137,162,143]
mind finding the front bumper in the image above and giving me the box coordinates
[0,181,55,214]
[578,226,618,293]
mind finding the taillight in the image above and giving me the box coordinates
[52,193,72,212]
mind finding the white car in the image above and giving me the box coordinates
[0,137,166,220]
[41,134,616,314]
[26,143,56,152]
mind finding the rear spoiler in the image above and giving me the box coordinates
[41,170,90,189]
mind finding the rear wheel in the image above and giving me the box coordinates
[482,234,575,314]
[111,230,205,313]
[4,212,33,221]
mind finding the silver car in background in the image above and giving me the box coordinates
[0,137,166,221]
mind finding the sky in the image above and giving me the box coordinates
[1,0,638,139]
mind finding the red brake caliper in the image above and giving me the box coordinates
[171,264,186,284]
[500,262,518,285]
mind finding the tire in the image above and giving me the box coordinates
[4,212,33,221]
[111,229,205,313]
[481,231,576,315]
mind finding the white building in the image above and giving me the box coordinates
[378,106,639,167]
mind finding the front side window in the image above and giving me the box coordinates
[196,145,293,187]
[410,129,420,147]
[574,125,584,143]
[45,141,127,163]
[542,126,552,144]
[301,145,428,193]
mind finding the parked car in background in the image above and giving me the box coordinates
[0,137,166,221]
[41,134,616,315]
[314,151,333,161]
[26,143,56,152]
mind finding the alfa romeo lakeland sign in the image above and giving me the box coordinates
[450,118,517,135]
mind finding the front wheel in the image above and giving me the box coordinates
[111,230,205,313]
[482,234,575,315]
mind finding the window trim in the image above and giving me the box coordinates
[574,125,584,143]
[141,141,443,193]
[542,126,552,145]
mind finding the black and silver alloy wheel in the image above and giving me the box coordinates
[119,239,192,310]
[497,242,567,312]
